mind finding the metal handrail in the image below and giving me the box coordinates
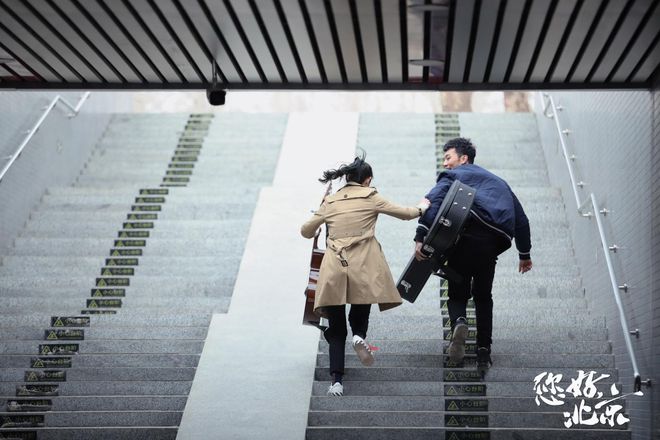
[540,92,648,392]
[0,92,91,183]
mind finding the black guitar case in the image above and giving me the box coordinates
[397,179,476,303]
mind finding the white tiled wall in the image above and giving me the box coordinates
[536,90,658,440]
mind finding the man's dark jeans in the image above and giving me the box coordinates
[446,226,501,349]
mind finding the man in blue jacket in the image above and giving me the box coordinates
[414,137,533,375]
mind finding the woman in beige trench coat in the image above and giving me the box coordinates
[301,156,429,396]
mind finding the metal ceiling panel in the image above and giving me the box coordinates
[381,0,403,83]
[590,0,654,82]
[527,0,580,83]
[631,36,660,82]
[255,0,303,83]
[0,25,58,82]
[331,0,361,83]
[448,0,474,82]
[0,0,656,89]
[549,0,603,83]
[569,0,629,82]
[106,0,182,83]
[280,0,323,83]
[468,0,500,83]
[355,0,383,83]
[236,0,287,82]
[305,0,343,83]
[3,0,97,82]
[488,0,527,83]
[507,0,553,83]
[609,2,660,82]
[0,5,74,82]
[179,1,246,84]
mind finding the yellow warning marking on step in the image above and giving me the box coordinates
[448,401,459,411]
[33,359,44,368]
[53,319,64,327]
[97,280,106,287]
[112,251,120,256]
[125,223,132,229]
[107,259,116,266]
[93,290,102,297]
[102,269,111,276]
[116,241,124,247]
[89,300,98,308]
[446,386,458,396]
[40,346,51,355]
[26,372,38,381]
[46,331,58,340]
[447,433,460,440]
[446,371,457,381]
[446,416,459,427]
[119,232,127,238]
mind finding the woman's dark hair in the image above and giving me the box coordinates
[319,153,373,184]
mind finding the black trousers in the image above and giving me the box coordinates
[446,225,501,349]
[323,304,371,375]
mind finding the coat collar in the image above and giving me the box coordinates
[326,183,376,202]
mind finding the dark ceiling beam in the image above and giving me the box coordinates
[1,81,651,91]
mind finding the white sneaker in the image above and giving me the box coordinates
[352,335,375,366]
[327,382,344,396]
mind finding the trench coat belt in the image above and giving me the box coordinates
[328,230,369,267]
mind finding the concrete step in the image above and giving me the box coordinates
[0,340,204,355]
[0,380,192,396]
[318,339,611,355]
[9,238,248,257]
[1,395,188,411]
[0,354,200,368]
[309,395,621,411]
[0,367,196,382]
[0,297,232,314]
[312,367,618,383]
[363,323,606,341]
[0,427,177,440]
[0,410,182,427]
[305,427,629,440]
[1,326,208,340]
[315,353,614,368]
[0,275,236,291]
[30,208,255,222]
[0,313,210,328]
[310,380,618,397]
[306,410,626,429]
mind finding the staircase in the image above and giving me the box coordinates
[305,112,630,439]
[0,112,285,439]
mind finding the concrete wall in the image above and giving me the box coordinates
[0,91,131,254]
[535,90,658,440]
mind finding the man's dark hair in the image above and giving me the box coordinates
[443,137,476,164]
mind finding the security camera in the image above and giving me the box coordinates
[206,88,226,106]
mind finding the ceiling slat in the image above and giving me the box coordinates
[507,0,553,82]
[278,0,323,83]
[590,0,652,82]
[7,0,103,82]
[355,0,382,83]
[118,0,186,83]
[528,0,582,83]
[605,0,659,82]
[247,0,288,83]
[569,0,629,82]
[469,0,500,83]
